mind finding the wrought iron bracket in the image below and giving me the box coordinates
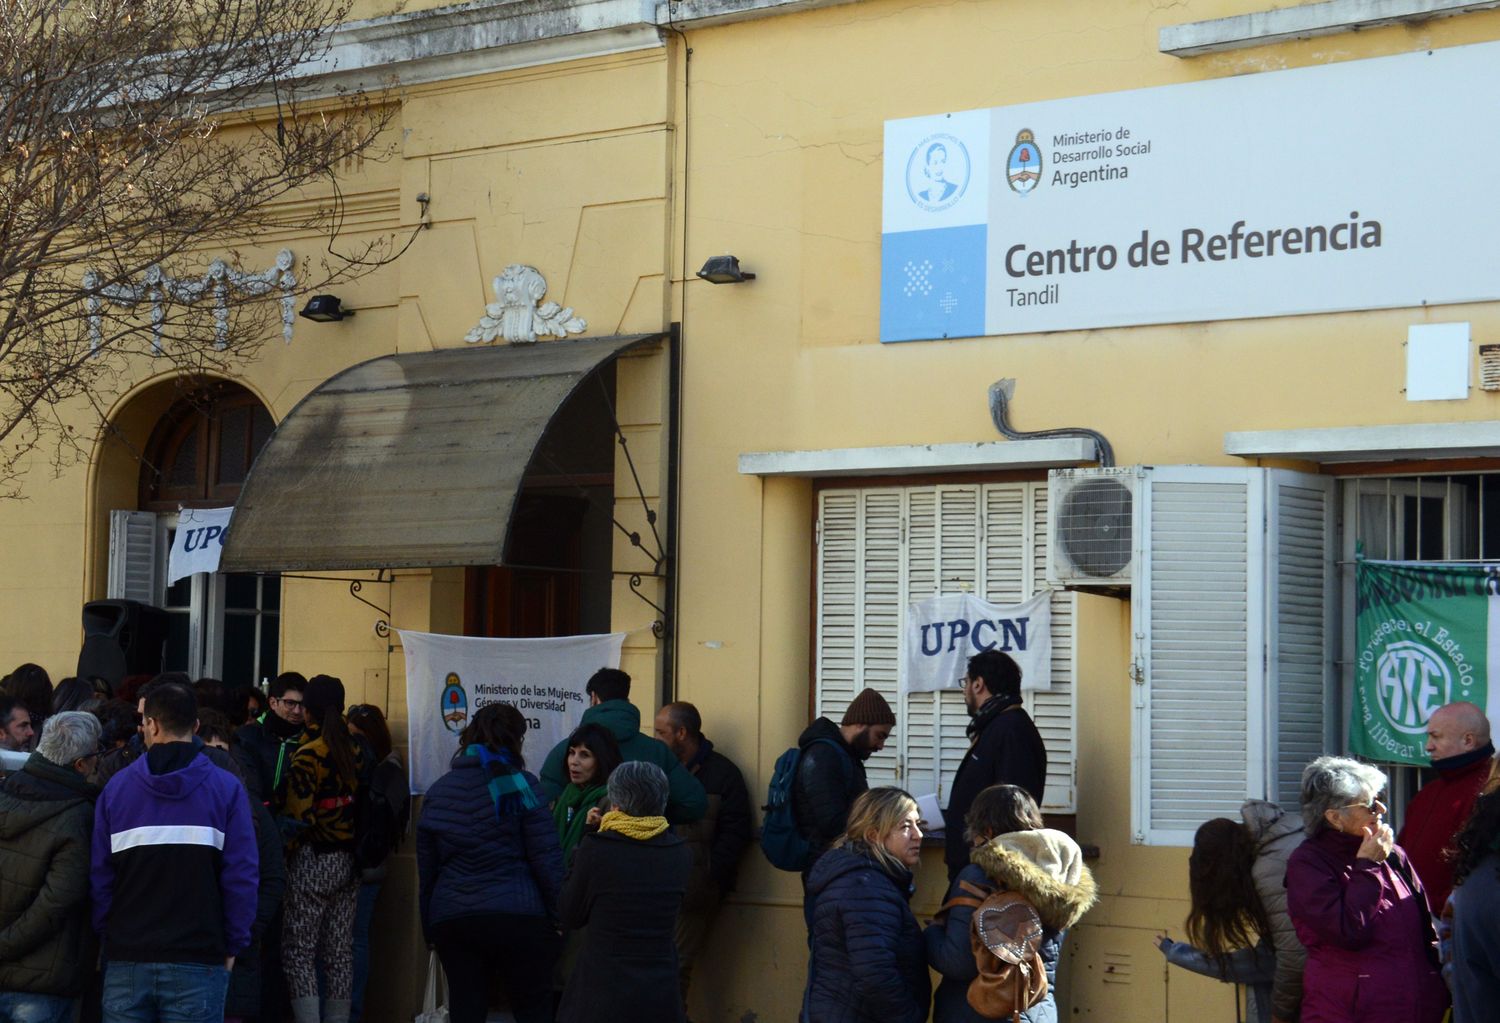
[276,569,392,638]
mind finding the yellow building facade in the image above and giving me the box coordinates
[7,0,1500,1020]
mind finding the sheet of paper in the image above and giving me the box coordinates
[915,792,946,834]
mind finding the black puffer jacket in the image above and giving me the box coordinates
[0,752,99,995]
[416,754,563,941]
[792,719,868,858]
[804,846,929,1023]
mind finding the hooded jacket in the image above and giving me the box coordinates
[539,700,706,823]
[91,741,259,963]
[1241,799,1308,1021]
[1397,744,1495,912]
[925,828,1097,1023]
[792,718,869,859]
[0,752,99,995]
[805,845,930,1023]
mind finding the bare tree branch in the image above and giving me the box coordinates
[0,0,403,494]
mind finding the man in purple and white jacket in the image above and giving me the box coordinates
[91,681,258,1023]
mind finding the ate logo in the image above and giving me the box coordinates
[1375,639,1451,736]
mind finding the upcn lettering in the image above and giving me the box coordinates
[1181,213,1382,263]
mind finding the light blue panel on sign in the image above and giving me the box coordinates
[880,225,987,343]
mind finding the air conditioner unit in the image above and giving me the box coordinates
[1047,466,1142,591]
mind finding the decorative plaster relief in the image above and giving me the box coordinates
[465,264,587,344]
[84,249,298,352]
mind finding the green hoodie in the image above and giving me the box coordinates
[540,699,707,824]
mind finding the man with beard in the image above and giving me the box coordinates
[790,688,895,871]
[942,649,1047,882]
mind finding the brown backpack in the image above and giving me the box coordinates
[938,879,1048,1022]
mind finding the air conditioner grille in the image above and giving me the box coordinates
[1059,478,1133,576]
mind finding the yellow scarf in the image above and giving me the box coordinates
[598,809,669,841]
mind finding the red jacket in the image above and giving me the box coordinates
[1397,748,1494,912]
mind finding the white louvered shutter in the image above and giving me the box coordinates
[903,487,940,798]
[817,483,1078,814]
[1133,467,1265,846]
[1266,470,1335,811]
[1027,483,1078,812]
[108,510,163,605]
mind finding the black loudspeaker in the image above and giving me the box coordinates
[77,599,171,693]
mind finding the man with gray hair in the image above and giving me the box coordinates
[0,712,104,1023]
[1399,701,1496,911]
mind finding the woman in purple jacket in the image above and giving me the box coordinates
[1284,756,1449,1023]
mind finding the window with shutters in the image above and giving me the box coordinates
[815,482,1077,814]
[107,384,279,685]
[1131,467,1335,846]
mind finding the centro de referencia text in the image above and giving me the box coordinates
[1004,213,1381,279]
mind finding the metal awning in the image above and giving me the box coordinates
[220,333,662,572]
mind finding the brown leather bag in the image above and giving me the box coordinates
[938,880,1048,1022]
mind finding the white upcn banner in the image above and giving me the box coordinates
[399,629,625,793]
[901,591,1052,694]
[166,506,233,585]
[880,41,1500,342]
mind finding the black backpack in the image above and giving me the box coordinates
[354,755,411,871]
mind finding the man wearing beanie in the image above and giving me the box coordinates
[790,687,895,872]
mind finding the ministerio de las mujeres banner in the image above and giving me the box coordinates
[399,629,625,793]
[881,40,1500,342]
[1352,561,1500,766]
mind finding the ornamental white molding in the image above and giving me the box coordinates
[83,250,298,352]
[465,264,587,345]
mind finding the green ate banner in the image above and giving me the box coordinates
[1352,561,1495,764]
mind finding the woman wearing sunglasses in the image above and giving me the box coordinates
[1285,756,1449,1023]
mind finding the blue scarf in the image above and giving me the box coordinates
[461,744,540,817]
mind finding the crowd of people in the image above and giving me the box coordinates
[1156,703,1500,1023]
[0,665,409,1023]
[2,651,1499,1023]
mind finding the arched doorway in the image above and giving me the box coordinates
[104,381,280,684]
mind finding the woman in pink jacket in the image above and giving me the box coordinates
[1284,756,1449,1023]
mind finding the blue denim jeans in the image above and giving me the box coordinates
[102,962,230,1023]
[0,991,75,1023]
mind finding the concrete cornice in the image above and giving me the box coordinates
[1225,422,1500,462]
[299,0,864,92]
[1160,0,1500,58]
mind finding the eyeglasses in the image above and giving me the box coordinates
[1340,798,1386,813]
[275,697,304,708]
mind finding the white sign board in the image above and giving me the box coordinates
[901,591,1051,693]
[166,506,233,585]
[881,41,1500,341]
[399,629,625,793]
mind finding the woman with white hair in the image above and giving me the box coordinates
[1284,756,1449,1023]
[556,760,693,1023]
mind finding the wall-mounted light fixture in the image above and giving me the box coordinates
[696,255,756,284]
[298,295,355,322]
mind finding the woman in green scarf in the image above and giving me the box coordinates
[552,723,622,865]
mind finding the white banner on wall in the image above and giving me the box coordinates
[881,40,1500,341]
[399,629,625,793]
[901,591,1051,693]
[166,506,233,585]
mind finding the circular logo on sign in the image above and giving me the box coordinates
[1374,639,1451,736]
[906,133,970,212]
